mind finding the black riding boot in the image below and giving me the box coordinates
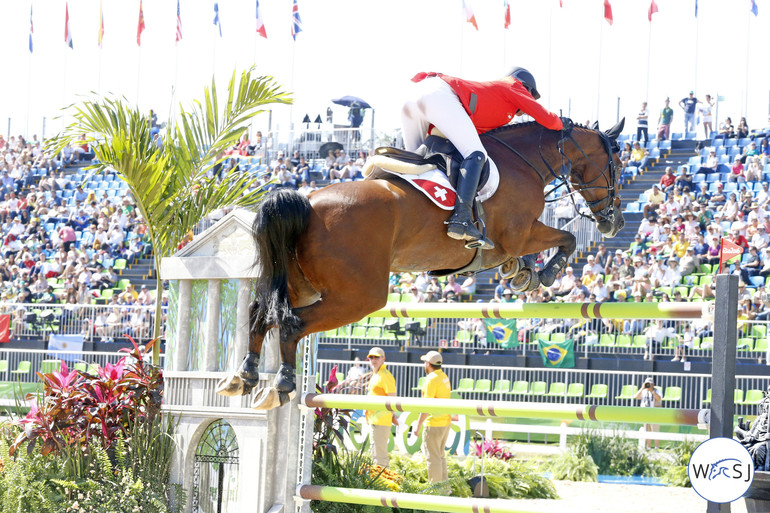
[446,151,495,250]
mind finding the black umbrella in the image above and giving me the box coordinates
[332,95,372,109]
[319,141,343,157]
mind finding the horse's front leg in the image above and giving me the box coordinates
[531,223,577,288]
[501,221,576,290]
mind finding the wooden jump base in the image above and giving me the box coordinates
[303,393,704,426]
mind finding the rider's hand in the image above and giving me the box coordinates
[560,117,573,132]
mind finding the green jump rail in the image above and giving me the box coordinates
[302,393,704,426]
[297,484,555,513]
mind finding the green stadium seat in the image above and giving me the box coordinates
[87,363,100,374]
[510,380,529,395]
[10,361,31,375]
[752,325,767,339]
[529,381,547,396]
[615,335,632,347]
[565,383,585,398]
[735,389,745,404]
[614,384,637,401]
[740,389,764,406]
[73,362,88,372]
[0,360,7,373]
[455,330,474,344]
[113,258,127,271]
[754,338,768,352]
[598,334,616,347]
[545,382,566,397]
[39,360,61,374]
[661,386,682,403]
[473,379,492,393]
[550,333,566,343]
[412,376,427,391]
[455,378,475,393]
[702,389,712,404]
[585,384,608,399]
[491,379,511,394]
[737,338,754,351]
[632,335,647,348]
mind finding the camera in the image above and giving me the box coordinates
[644,382,652,388]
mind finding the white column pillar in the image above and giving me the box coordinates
[204,279,222,372]
[173,279,192,371]
[235,278,251,363]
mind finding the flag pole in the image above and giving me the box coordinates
[744,7,751,118]
[596,9,603,123]
[693,3,699,95]
[645,20,652,102]
[547,1,553,110]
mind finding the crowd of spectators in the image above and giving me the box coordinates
[0,134,155,316]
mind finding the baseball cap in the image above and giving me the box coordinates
[615,249,624,255]
[420,350,443,365]
[367,347,385,358]
[644,377,654,384]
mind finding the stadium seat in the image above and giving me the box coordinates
[0,360,7,374]
[455,378,475,393]
[73,362,88,372]
[614,384,637,401]
[510,380,529,395]
[491,379,511,394]
[473,379,492,393]
[740,389,764,406]
[10,361,31,375]
[529,381,547,396]
[565,383,585,398]
[661,386,682,403]
[39,360,61,374]
[545,382,566,397]
[585,384,608,399]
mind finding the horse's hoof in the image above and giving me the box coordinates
[251,387,282,410]
[509,268,533,292]
[499,258,522,279]
[216,374,258,396]
[526,271,541,292]
[274,363,296,393]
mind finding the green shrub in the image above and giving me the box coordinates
[661,439,698,487]
[570,429,663,477]
[549,450,599,482]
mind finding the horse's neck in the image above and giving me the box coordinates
[487,128,562,184]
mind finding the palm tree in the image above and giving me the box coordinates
[52,68,291,362]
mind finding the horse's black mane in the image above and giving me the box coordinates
[481,119,591,139]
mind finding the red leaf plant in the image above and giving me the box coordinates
[10,337,163,457]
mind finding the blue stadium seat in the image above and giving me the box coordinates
[659,140,672,150]
[649,148,661,159]
[671,133,683,140]
[689,156,702,165]
[739,137,752,147]
[725,139,737,147]
[705,174,720,183]
[719,155,730,165]
[646,140,658,150]
[728,147,742,157]
[624,201,640,213]
[716,147,726,156]
[723,182,737,192]
[686,132,698,140]
[692,174,705,183]
[751,276,765,288]
[712,139,724,148]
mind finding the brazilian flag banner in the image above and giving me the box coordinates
[483,319,518,348]
[538,339,575,368]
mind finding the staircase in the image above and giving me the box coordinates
[118,257,157,291]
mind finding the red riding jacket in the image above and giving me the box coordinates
[412,72,563,134]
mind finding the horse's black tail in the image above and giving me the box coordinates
[251,188,311,338]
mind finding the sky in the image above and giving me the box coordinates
[1,0,769,141]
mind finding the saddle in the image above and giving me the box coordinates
[373,135,491,192]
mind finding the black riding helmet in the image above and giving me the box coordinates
[509,67,540,100]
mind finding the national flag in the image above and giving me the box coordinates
[538,338,575,368]
[0,314,9,342]
[560,0,563,7]
[503,0,511,29]
[137,0,145,46]
[603,0,613,25]
[175,0,183,42]
[256,0,267,38]
[694,0,698,18]
[718,237,744,273]
[484,319,519,348]
[29,5,33,54]
[64,2,73,49]
[214,2,222,37]
[463,0,479,30]
[47,334,84,360]
[648,0,659,22]
[98,0,104,48]
[751,0,758,16]
[291,0,302,40]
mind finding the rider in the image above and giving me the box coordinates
[401,68,563,249]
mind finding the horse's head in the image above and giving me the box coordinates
[566,118,625,238]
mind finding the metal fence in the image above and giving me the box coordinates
[317,310,770,363]
[0,347,166,384]
[317,359,770,417]
[0,302,163,344]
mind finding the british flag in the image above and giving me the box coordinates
[291,0,302,40]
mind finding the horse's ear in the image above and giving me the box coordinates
[605,118,625,141]
[591,121,600,131]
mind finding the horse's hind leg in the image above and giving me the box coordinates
[217,301,270,396]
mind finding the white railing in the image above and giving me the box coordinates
[0,302,164,344]
[317,359,769,416]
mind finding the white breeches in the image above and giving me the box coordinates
[401,77,487,160]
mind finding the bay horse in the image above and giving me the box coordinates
[217,118,626,409]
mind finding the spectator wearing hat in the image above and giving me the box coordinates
[414,350,452,483]
[636,377,662,450]
[582,254,603,275]
[365,347,397,468]
[500,288,515,303]
[696,148,720,175]
[642,184,665,219]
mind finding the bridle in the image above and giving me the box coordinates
[485,121,621,224]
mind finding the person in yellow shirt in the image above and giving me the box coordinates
[366,347,396,468]
[414,350,452,482]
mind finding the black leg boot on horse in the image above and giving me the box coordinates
[445,151,495,250]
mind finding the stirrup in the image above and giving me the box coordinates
[464,237,494,250]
